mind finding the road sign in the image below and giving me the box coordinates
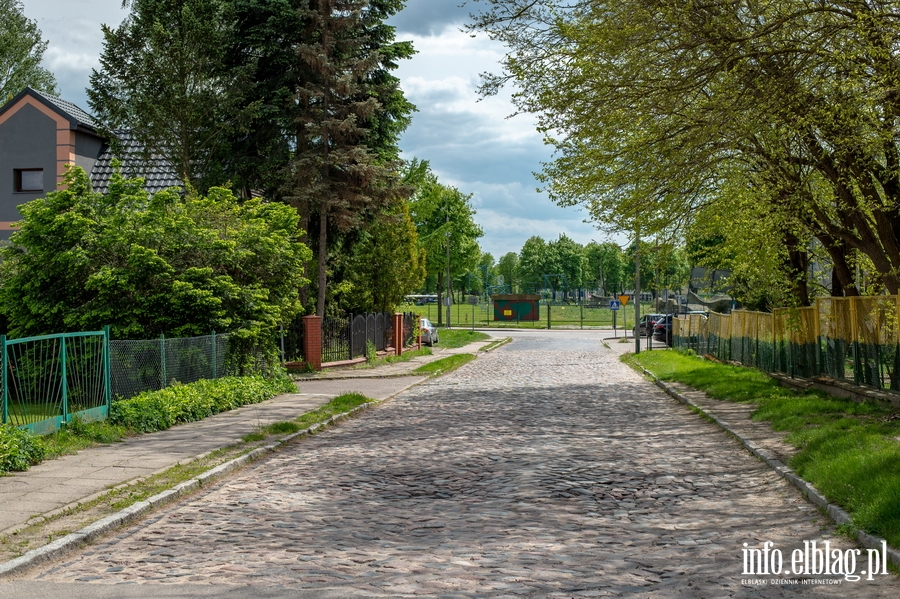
[609,300,621,311]
[618,294,630,306]
[468,295,479,305]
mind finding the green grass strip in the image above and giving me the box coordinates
[627,350,900,547]
[413,353,476,376]
[437,330,491,349]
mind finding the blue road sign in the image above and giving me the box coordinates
[609,300,621,311]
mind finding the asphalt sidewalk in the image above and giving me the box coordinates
[0,336,497,538]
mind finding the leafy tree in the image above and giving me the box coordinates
[288,0,414,317]
[89,0,249,191]
[518,235,548,291]
[478,252,495,292]
[496,251,519,292]
[584,241,624,296]
[547,233,584,294]
[339,198,426,312]
[0,167,310,354]
[470,0,900,300]
[407,160,483,324]
[0,0,57,100]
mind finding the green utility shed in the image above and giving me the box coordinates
[492,294,541,321]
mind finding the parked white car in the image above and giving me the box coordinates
[420,317,439,346]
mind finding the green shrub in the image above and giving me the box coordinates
[0,425,45,473]
[110,376,296,433]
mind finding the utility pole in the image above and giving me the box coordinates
[635,231,641,355]
[446,230,451,328]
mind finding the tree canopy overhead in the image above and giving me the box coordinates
[470,0,900,302]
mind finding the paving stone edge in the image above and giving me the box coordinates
[640,366,900,569]
[0,384,420,579]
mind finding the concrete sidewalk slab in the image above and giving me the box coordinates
[0,375,427,537]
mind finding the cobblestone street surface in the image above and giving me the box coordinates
[12,334,899,597]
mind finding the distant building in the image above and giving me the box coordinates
[0,87,180,241]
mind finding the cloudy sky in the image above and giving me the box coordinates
[19,0,602,258]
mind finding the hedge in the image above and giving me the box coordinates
[109,375,296,433]
[0,425,45,474]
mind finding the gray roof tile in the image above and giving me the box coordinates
[28,88,101,130]
[90,131,183,195]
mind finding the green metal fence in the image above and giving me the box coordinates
[1,328,111,435]
[110,332,227,400]
[674,296,900,393]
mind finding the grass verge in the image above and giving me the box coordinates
[437,329,491,349]
[241,392,372,442]
[413,353,476,376]
[1,391,375,562]
[626,350,900,548]
[480,337,511,352]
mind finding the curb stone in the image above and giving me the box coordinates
[0,396,390,578]
[641,366,900,570]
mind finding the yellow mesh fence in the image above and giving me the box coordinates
[672,298,900,391]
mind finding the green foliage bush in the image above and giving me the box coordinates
[0,167,311,364]
[110,376,296,433]
[0,425,45,474]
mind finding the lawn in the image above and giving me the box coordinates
[626,350,900,548]
[437,329,491,349]
[413,354,476,376]
[406,301,652,329]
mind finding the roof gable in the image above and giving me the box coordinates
[0,87,100,132]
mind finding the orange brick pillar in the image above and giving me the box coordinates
[393,313,403,357]
[302,315,322,371]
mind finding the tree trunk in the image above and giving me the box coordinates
[299,198,310,308]
[317,205,328,316]
[818,234,858,296]
[436,271,444,326]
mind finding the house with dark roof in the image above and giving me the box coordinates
[0,87,181,241]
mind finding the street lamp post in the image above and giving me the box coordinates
[634,231,641,355]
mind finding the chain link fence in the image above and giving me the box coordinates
[110,333,228,400]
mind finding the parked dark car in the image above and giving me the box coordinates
[634,313,665,336]
[653,314,674,346]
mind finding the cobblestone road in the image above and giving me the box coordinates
[21,334,899,597]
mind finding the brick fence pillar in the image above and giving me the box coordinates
[302,315,322,371]
[393,312,403,357]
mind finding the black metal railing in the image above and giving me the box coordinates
[323,316,350,362]
[280,317,305,362]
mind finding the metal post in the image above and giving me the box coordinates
[580,302,583,329]
[160,333,167,389]
[103,326,112,414]
[212,330,218,379]
[1,335,6,424]
[635,231,641,354]
[61,336,69,423]
[446,231,451,329]
[547,303,551,329]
